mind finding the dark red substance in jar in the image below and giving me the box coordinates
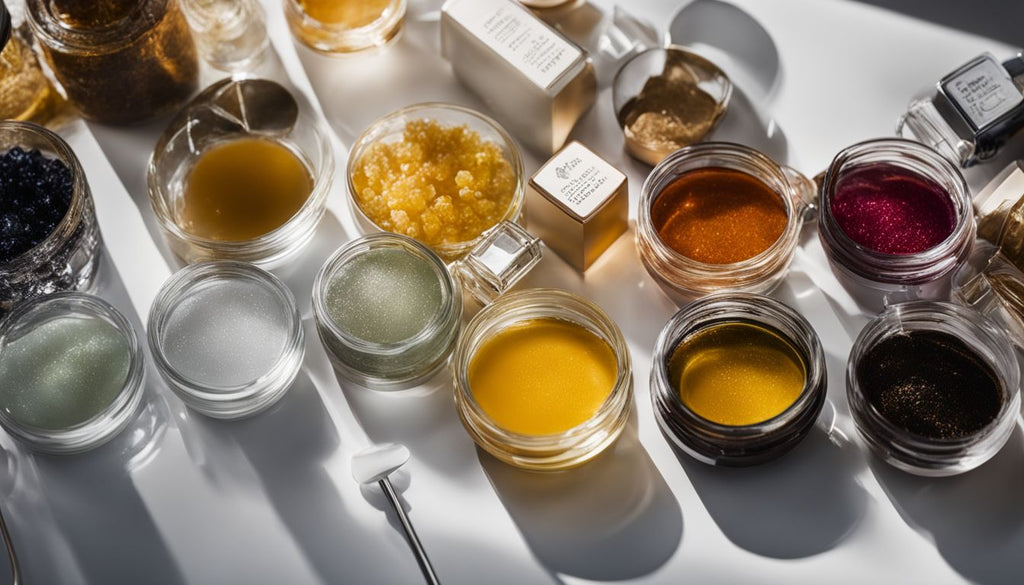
[830,163,956,255]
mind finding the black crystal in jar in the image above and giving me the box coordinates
[0,121,100,315]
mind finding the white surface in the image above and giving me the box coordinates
[2,1,1024,584]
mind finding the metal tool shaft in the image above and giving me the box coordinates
[0,505,20,585]
[378,477,439,585]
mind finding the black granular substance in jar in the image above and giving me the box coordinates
[857,329,1003,440]
[0,147,73,263]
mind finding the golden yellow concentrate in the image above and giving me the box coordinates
[468,319,617,436]
[668,322,806,426]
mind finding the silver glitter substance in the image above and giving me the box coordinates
[326,248,443,344]
[0,315,130,429]
[161,278,290,388]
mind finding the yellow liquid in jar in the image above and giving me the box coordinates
[668,322,806,426]
[181,138,313,241]
[467,318,617,436]
[299,0,391,27]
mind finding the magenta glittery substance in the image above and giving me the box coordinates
[830,163,956,255]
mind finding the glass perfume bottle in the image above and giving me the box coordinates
[897,52,1024,168]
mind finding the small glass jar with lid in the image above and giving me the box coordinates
[0,293,146,454]
[148,77,333,267]
[347,103,525,262]
[452,289,633,471]
[636,142,816,303]
[847,301,1020,476]
[26,0,199,124]
[0,121,100,316]
[284,0,405,55]
[817,138,975,313]
[650,293,827,466]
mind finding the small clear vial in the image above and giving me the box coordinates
[897,52,1024,168]
[180,0,268,72]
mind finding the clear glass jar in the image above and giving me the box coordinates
[284,0,405,55]
[0,121,100,316]
[636,142,815,302]
[148,261,305,419]
[650,293,826,466]
[347,102,526,262]
[952,241,1024,349]
[27,0,199,125]
[452,289,633,471]
[180,0,268,72]
[314,224,542,391]
[148,78,333,267]
[313,233,462,391]
[847,301,1020,476]
[818,138,975,313]
[0,293,145,454]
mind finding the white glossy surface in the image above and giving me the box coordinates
[2,1,1023,584]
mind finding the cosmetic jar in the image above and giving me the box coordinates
[453,289,632,471]
[0,293,145,454]
[314,222,542,390]
[0,122,100,315]
[651,293,826,466]
[636,142,815,302]
[284,0,405,55]
[613,46,732,166]
[148,78,333,266]
[347,103,525,261]
[818,138,974,312]
[27,0,198,124]
[148,261,305,419]
[847,301,1019,476]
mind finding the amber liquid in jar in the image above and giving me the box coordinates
[180,138,313,242]
[0,27,62,124]
[31,0,199,124]
[299,0,391,27]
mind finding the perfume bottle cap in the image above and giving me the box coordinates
[454,221,543,305]
[526,141,628,271]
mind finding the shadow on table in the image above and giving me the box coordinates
[479,414,682,582]
[183,371,422,585]
[672,426,867,559]
[869,426,1024,585]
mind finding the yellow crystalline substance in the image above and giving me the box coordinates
[352,119,516,247]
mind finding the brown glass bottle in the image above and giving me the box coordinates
[27,0,199,124]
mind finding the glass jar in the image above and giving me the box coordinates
[0,293,145,454]
[452,289,633,471]
[313,233,462,391]
[0,121,100,316]
[284,0,405,55]
[314,224,542,391]
[0,0,62,124]
[148,78,333,266]
[636,142,815,302]
[650,293,826,466]
[179,0,268,72]
[347,102,525,262]
[148,261,305,419]
[818,138,975,313]
[27,0,199,124]
[847,301,1020,476]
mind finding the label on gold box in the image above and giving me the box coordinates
[533,141,625,219]
[444,0,582,89]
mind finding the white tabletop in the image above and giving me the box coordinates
[2,1,1023,584]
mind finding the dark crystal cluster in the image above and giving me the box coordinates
[0,147,74,264]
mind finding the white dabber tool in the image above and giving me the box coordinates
[352,443,440,585]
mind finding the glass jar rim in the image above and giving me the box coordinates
[0,292,145,453]
[847,301,1021,448]
[27,0,168,54]
[0,121,89,273]
[453,288,633,444]
[146,80,334,265]
[147,260,305,403]
[652,292,826,436]
[818,137,974,281]
[312,232,462,356]
[290,0,405,33]
[345,102,526,259]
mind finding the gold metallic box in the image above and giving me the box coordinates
[527,141,628,271]
[440,0,597,155]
